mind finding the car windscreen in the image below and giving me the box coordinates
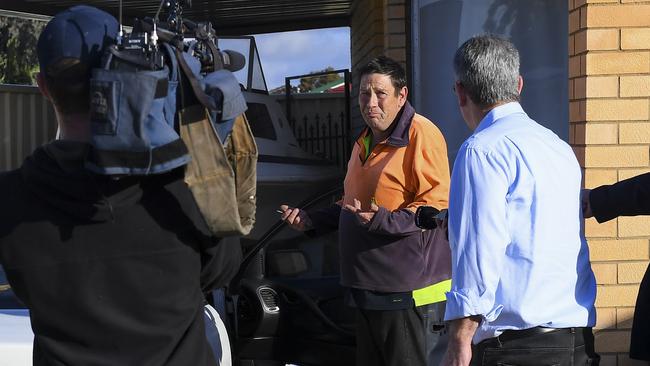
[0,265,25,309]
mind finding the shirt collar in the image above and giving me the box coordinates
[386,101,415,147]
[474,102,526,135]
[356,101,416,147]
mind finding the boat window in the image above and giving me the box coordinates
[217,36,268,93]
[250,48,268,92]
[246,103,277,140]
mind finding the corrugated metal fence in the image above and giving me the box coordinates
[0,84,56,171]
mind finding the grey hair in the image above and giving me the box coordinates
[453,35,520,108]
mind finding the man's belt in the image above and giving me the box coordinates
[480,326,590,345]
[498,327,568,343]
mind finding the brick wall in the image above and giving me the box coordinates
[349,0,408,136]
[569,0,650,365]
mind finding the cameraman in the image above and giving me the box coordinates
[0,5,240,365]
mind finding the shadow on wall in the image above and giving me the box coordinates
[416,0,465,165]
[595,315,645,365]
[415,0,568,166]
[483,0,544,35]
[482,0,569,142]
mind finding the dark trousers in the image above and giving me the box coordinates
[355,302,448,366]
[471,327,600,366]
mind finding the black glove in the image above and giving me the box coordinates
[415,206,441,229]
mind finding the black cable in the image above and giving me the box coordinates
[154,0,167,22]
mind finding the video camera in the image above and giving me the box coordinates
[88,0,256,237]
[88,0,248,176]
[106,0,244,74]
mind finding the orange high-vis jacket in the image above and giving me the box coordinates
[343,108,449,213]
[336,101,451,293]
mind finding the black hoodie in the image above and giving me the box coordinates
[0,140,241,365]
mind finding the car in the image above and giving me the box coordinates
[226,186,354,366]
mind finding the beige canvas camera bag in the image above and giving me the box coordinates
[179,105,257,236]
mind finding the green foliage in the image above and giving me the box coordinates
[0,15,46,85]
[298,66,341,93]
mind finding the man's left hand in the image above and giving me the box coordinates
[343,198,379,225]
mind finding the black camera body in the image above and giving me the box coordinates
[108,30,165,72]
[104,0,189,73]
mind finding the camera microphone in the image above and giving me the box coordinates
[221,50,245,72]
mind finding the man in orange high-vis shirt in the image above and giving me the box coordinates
[280,56,451,366]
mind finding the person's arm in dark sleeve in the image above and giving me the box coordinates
[366,207,421,236]
[159,169,242,292]
[591,172,650,223]
[200,236,242,292]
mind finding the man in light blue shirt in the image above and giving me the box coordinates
[441,35,600,366]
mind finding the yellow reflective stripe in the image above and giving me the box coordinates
[362,135,371,160]
[412,279,451,306]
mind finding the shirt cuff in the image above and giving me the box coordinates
[367,207,420,236]
[367,206,389,232]
[444,287,503,322]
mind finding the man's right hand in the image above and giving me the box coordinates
[581,189,593,218]
[279,205,313,231]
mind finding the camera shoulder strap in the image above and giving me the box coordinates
[174,47,218,111]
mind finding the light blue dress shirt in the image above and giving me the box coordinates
[444,102,596,344]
